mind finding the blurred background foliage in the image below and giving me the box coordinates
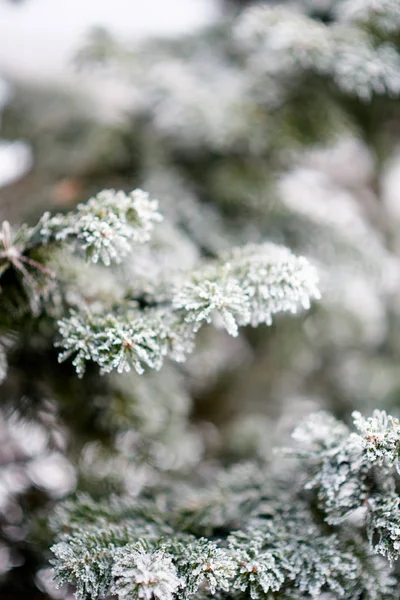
[2,0,400,598]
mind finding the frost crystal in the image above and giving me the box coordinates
[57,310,167,377]
[230,529,285,598]
[286,530,360,598]
[291,412,368,523]
[40,189,162,265]
[167,538,236,597]
[175,242,320,337]
[229,517,361,599]
[291,410,400,565]
[173,270,250,337]
[51,527,130,600]
[112,544,182,600]
[352,410,400,471]
[224,243,321,327]
[367,494,400,563]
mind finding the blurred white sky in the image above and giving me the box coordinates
[0,0,219,80]
[0,0,220,187]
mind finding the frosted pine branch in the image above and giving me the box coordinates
[174,242,320,334]
[352,410,400,472]
[51,487,395,600]
[50,409,400,600]
[51,527,132,600]
[57,309,196,377]
[173,269,250,337]
[58,242,319,376]
[0,189,162,317]
[112,543,182,600]
[291,410,400,562]
[39,189,162,266]
[164,538,236,597]
[236,5,400,100]
[229,528,286,598]
[367,494,400,564]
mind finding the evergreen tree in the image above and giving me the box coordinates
[2,1,400,599]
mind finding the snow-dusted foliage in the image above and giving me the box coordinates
[50,408,400,600]
[175,244,320,335]
[4,1,400,599]
[236,5,400,100]
[352,410,400,471]
[51,527,131,600]
[39,189,162,265]
[291,410,400,564]
[0,187,320,376]
[57,309,178,377]
[229,528,286,597]
[112,543,182,600]
[165,538,236,597]
[0,189,162,314]
[57,236,319,376]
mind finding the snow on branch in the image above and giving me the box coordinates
[58,242,320,376]
[236,5,400,100]
[291,409,400,563]
[39,188,162,266]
